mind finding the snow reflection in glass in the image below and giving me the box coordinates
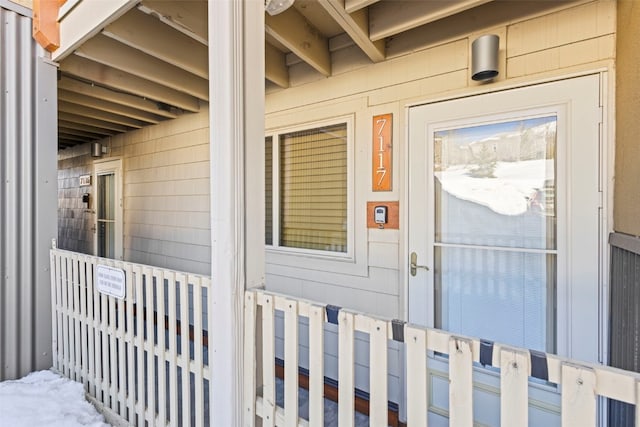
[433,116,557,353]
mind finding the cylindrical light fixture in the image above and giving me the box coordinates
[471,34,499,81]
[91,142,102,158]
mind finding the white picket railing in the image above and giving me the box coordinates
[244,289,640,427]
[50,248,212,426]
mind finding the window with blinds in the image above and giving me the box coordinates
[269,122,348,253]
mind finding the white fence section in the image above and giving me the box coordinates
[244,289,640,427]
[50,248,212,426]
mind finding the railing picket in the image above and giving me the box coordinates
[192,276,204,426]
[61,255,70,377]
[155,270,167,426]
[117,279,127,419]
[308,304,324,427]
[178,272,190,427]
[243,291,257,427]
[79,257,89,390]
[406,325,428,426]
[94,258,104,403]
[561,363,596,427]
[125,263,135,423]
[369,319,388,427]
[72,255,82,382]
[261,294,276,427]
[134,265,145,427]
[143,266,156,425]
[108,293,118,413]
[338,310,355,427]
[449,337,473,427]
[100,292,109,405]
[86,257,96,397]
[635,380,640,427]
[284,298,299,426]
[500,348,529,426]
[52,252,62,372]
[166,271,179,426]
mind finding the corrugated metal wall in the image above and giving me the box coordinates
[0,2,58,381]
[608,232,640,426]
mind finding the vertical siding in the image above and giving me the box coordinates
[0,4,58,381]
[608,233,640,426]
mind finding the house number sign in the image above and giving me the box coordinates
[372,113,392,191]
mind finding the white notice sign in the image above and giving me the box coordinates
[96,265,126,299]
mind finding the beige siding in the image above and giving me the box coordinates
[265,0,616,321]
[57,107,211,275]
[614,1,640,235]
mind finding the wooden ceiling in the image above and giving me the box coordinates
[56,0,574,150]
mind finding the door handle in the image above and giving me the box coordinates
[410,252,429,276]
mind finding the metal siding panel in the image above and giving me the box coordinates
[609,235,640,426]
[0,6,58,381]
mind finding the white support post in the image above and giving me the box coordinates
[209,1,265,426]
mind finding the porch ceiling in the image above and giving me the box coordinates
[56,0,579,150]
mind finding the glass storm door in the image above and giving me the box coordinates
[94,160,123,260]
[408,75,603,426]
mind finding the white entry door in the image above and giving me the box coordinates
[94,159,123,260]
[408,75,604,425]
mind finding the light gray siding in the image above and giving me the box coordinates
[0,3,58,381]
[57,107,211,275]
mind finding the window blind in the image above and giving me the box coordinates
[279,123,347,252]
[265,136,273,245]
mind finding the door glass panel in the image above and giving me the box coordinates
[434,116,557,353]
[97,174,115,220]
[97,173,115,258]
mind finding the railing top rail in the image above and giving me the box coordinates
[50,248,212,284]
[248,288,640,405]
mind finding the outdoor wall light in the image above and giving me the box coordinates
[265,0,294,15]
[91,141,103,158]
[471,34,500,81]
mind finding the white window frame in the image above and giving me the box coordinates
[265,115,355,261]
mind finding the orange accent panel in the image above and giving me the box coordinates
[372,113,393,191]
[33,0,61,52]
[367,201,399,229]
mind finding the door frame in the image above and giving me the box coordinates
[403,72,611,362]
[93,158,123,260]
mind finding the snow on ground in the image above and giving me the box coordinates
[0,370,109,427]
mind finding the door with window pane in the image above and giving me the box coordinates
[94,160,123,260]
[408,75,603,425]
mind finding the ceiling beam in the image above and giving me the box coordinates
[265,43,289,88]
[317,0,385,63]
[58,133,93,143]
[58,140,81,149]
[58,126,105,140]
[59,101,149,129]
[58,112,132,133]
[369,0,493,41]
[60,56,200,113]
[58,120,118,136]
[75,34,208,100]
[140,0,207,43]
[58,90,165,124]
[102,8,208,79]
[345,0,380,13]
[59,77,179,119]
[265,7,331,77]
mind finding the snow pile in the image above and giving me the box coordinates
[0,370,109,427]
